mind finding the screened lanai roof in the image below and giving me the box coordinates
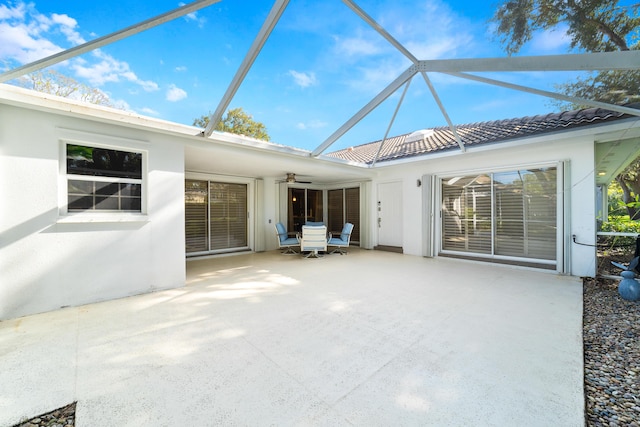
[1,0,639,157]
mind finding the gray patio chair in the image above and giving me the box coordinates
[300,225,327,258]
[328,222,354,255]
[274,222,300,254]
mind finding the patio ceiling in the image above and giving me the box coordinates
[183,135,376,185]
[1,0,639,169]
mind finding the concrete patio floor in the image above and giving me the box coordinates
[1,249,584,426]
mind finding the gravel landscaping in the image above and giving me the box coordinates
[583,277,640,426]
[13,402,75,427]
[12,278,639,427]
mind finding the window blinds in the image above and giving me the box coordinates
[441,167,556,261]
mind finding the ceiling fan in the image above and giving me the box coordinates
[279,172,312,184]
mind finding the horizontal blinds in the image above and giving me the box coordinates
[442,175,492,254]
[494,168,556,260]
[327,189,343,234]
[307,189,323,223]
[442,168,557,262]
[326,187,360,241]
[210,182,247,250]
[185,180,208,253]
[345,187,360,242]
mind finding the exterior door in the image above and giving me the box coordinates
[185,179,248,255]
[377,181,403,248]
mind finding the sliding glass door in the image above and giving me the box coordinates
[286,186,360,243]
[441,167,557,263]
[328,187,360,242]
[185,179,248,255]
[287,188,323,232]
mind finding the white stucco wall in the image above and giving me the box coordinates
[371,135,597,277]
[0,104,185,320]
[0,84,616,320]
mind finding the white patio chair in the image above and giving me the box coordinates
[300,225,327,258]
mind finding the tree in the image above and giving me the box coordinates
[15,69,115,107]
[491,0,640,217]
[491,1,640,106]
[491,1,639,55]
[193,107,270,141]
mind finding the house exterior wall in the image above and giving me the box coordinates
[0,86,609,320]
[0,104,186,320]
[372,135,596,277]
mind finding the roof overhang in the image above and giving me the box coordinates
[0,83,374,185]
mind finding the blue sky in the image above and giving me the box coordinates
[0,0,595,151]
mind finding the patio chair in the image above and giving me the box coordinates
[300,225,327,258]
[274,222,300,254]
[328,222,354,255]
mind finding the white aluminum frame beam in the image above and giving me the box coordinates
[312,48,640,156]
[0,0,221,83]
[445,71,640,118]
[371,77,413,166]
[420,72,466,152]
[325,0,463,157]
[311,66,416,157]
[416,51,640,73]
[203,0,290,137]
[342,0,418,64]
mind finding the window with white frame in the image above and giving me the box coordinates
[66,144,143,212]
[441,166,557,264]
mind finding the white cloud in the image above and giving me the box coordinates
[530,25,572,53]
[0,1,158,99]
[166,84,187,102]
[175,65,187,72]
[51,13,86,45]
[0,3,26,20]
[71,50,159,91]
[0,22,63,64]
[0,3,88,67]
[334,34,383,57]
[288,70,318,88]
[178,2,207,27]
[140,107,160,116]
[296,119,328,130]
[328,0,479,95]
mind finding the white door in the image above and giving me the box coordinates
[377,181,403,247]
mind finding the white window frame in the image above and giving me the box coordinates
[435,161,564,270]
[57,128,149,223]
[185,172,255,256]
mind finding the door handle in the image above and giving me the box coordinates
[378,217,382,227]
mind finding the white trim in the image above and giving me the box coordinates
[57,127,150,148]
[435,161,563,269]
[559,160,571,274]
[184,172,256,256]
[421,174,435,257]
[57,214,149,224]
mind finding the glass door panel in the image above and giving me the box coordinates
[185,179,248,255]
[185,179,208,253]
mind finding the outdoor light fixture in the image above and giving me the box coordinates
[286,173,296,183]
[598,171,607,176]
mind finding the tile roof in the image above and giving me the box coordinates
[326,104,640,164]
